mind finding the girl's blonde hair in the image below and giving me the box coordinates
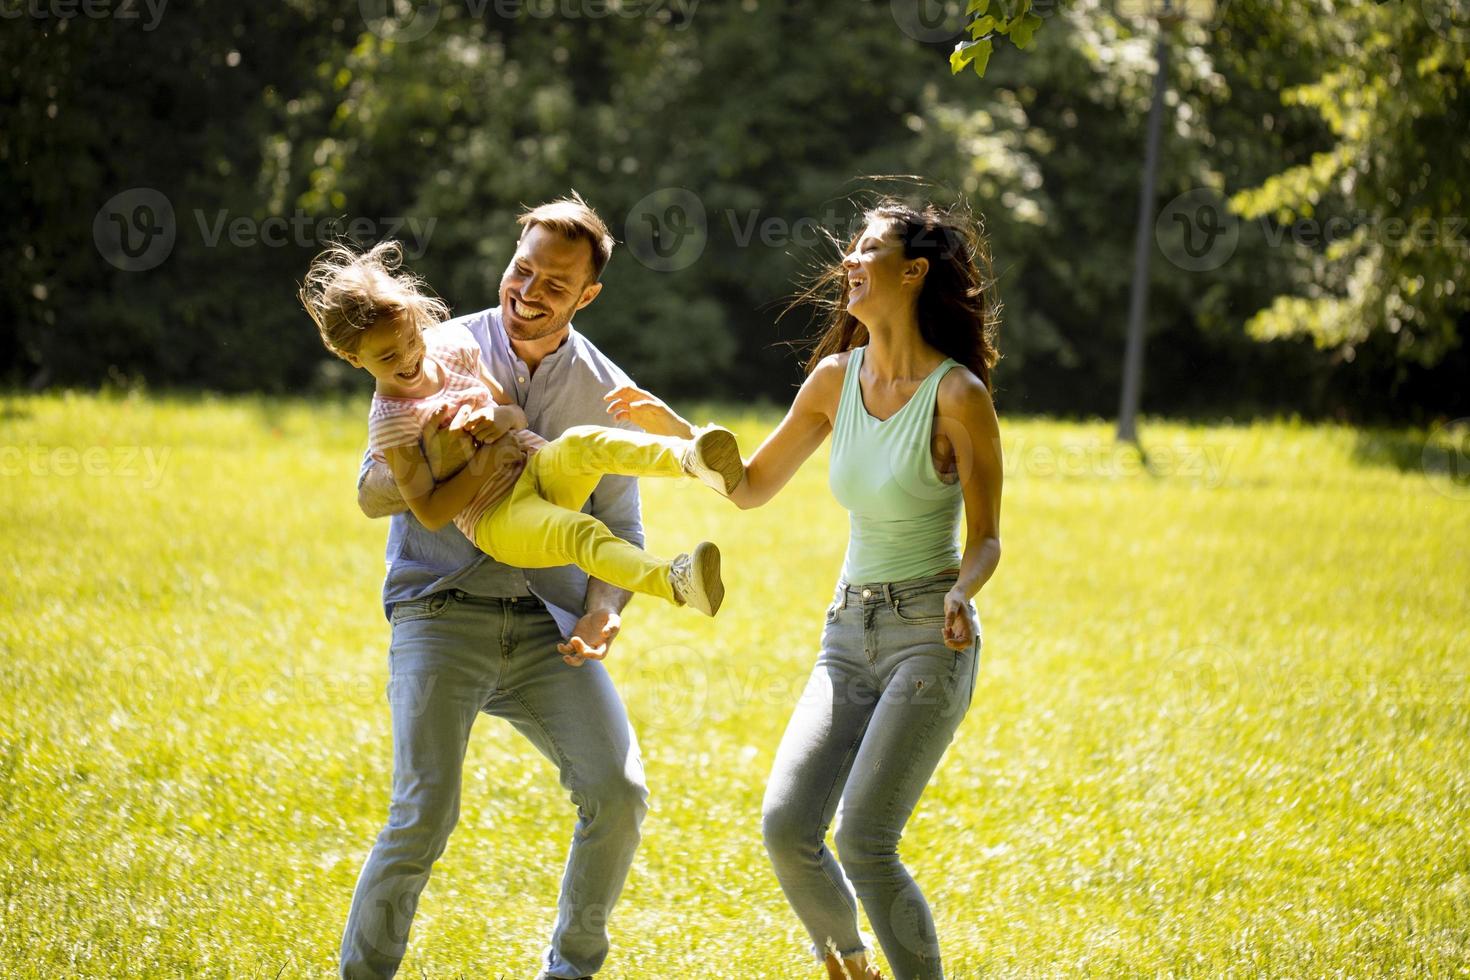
[299,241,449,359]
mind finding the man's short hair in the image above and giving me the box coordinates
[516,191,615,283]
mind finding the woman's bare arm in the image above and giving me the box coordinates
[603,354,845,510]
[936,369,1003,650]
[728,356,844,509]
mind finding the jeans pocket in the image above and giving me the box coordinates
[390,591,455,625]
[824,585,846,625]
[891,589,948,626]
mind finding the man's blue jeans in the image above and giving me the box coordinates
[339,591,648,979]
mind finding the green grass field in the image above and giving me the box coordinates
[2,392,1467,978]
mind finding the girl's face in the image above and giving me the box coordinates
[347,314,427,388]
[842,218,925,324]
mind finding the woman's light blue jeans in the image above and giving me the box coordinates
[762,573,980,980]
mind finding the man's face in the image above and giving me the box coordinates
[499,223,603,343]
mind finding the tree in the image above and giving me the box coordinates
[1227,0,1470,368]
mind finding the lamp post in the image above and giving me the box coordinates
[1117,0,1203,444]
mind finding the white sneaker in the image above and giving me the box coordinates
[669,541,724,616]
[682,425,744,496]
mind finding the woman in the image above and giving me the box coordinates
[606,200,1003,979]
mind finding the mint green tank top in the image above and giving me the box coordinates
[828,346,963,585]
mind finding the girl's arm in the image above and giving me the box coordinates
[936,370,1004,651]
[603,354,845,510]
[476,363,529,434]
[383,439,510,532]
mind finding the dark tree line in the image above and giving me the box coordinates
[2,0,1465,421]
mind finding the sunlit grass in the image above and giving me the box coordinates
[2,392,1467,977]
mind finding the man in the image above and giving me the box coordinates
[341,194,647,980]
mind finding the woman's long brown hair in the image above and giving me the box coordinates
[795,200,1001,390]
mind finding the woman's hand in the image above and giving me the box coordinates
[942,588,979,651]
[604,385,695,439]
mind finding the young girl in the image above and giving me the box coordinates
[300,240,743,615]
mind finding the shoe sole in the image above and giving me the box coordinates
[688,541,724,616]
[694,428,743,496]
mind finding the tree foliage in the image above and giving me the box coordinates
[1,0,1464,421]
[1226,0,1470,367]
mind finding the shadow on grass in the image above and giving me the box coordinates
[1351,422,1470,482]
[0,399,34,422]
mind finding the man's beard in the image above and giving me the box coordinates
[504,302,573,343]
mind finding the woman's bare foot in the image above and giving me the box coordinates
[824,952,882,979]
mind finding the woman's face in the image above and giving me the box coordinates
[843,218,916,324]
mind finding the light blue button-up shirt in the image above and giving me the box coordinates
[358,306,643,637]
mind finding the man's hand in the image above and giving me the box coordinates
[558,609,621,667]
[359,461,410,518]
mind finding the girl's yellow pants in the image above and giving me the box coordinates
[473,424,686,602]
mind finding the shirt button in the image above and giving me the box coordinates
[518,376,526,384]
[861,588,872,599]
